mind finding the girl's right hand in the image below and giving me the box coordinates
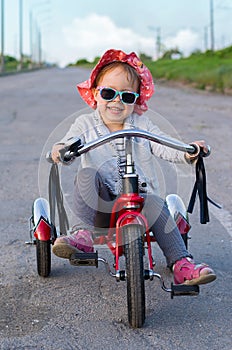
[51,144,64,163]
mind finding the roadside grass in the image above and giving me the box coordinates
[145,47,232,93]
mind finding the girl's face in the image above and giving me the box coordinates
[93,66,139,131]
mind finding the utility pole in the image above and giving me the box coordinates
[156,27,161,59]
[18,0,23,70]
[0,0,4,72]
[204,26,208,51]
[38,29,42,66]
[30,1,51,67]
[148,26,161,60]
[29,10,33,67]
[210,0,215,51]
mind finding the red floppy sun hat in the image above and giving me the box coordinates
[77,49,155,115]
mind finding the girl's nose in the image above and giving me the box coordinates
[113,94,121,102]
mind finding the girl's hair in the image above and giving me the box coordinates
[94,61,141,91]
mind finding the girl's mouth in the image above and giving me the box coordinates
[107,106,124,113]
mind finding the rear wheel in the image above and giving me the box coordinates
[36,239,51,277]
[123,224,145,328]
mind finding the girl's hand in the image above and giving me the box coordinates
[51,144,64,163]
[185,140,210,163]
[192,140,210,155]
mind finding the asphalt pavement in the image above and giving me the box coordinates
[0,68,231,350]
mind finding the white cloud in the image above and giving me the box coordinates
[163,29,200,56]
[48,14,155,67]
[46,15,202,67]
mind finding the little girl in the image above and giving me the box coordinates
[51,49,216,286]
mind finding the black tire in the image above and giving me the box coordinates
[123,224,145,328]
[36,239,51,277]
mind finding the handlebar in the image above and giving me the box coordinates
[47,129,210,164]
[78,129,197,154]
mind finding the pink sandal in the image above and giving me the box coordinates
[52,229,94,259]
[173,257,216,285]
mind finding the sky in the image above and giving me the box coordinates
[2,0,232,67]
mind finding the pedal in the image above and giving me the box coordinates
[171,283,199,299]
[69,251,98,267]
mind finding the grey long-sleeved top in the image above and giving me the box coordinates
[59,110,188,196]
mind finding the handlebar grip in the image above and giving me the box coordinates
[46,151,54,163]
[59,150,75,163]
[45,150,75,165]
[201,145,211,157]
[187,143,211,159]
[59,137,83,161]
[46,137,83,164]
[187,143,201,159]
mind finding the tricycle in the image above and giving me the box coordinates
[28,128,214,328]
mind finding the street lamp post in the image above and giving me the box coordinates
[38,29,42,66]
[30,1,51,67]
[29,10,33,68]
[210,0,215,51]
[156,27,161,59]
[148,26,161,60]
[0,0,4,72]
[18,0,23,70]
[204,26,208,51]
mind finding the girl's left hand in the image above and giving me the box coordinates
[192,140,210,155]
[185,140,210,163]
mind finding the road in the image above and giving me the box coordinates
[0,68,231,350]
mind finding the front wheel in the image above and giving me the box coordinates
[123,224,145,328]
[36,239,51,277]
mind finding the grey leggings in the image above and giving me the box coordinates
[73,168,190,267]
